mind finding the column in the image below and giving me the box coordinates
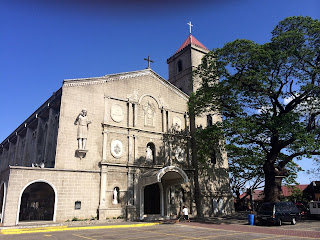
[127,170,133,206]
[133,135,137,163]
[99,164,108,220]
[128,102,133,128]
[166,110,170,132]
[102,129,108,162]
[164,140,169,166]
[132,104,136,128]
[104,96,110,123]
[99,127,108,219]
[168,140,172,166]
[128,135,133,164]
[162,109,166,132]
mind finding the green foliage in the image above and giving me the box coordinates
[195,124,222,164]
[191,16,320,202]
[286,186,309,204]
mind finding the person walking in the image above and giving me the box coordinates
[182,206,190,222]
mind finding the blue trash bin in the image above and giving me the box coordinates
[248,214,255,225]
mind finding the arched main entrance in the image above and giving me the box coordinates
[139,166,188,219]
[144,183,160,214]
[19,182,55,222]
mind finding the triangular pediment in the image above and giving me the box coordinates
[63,69,189,101]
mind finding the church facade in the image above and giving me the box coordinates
[0,35,233,226]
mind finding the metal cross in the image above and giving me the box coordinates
[187,21,193,34]
[144,56,154,69]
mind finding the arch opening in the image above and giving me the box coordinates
[146,142,156,163]
[144,183,160,214]
[19,182,55,221]
[0,184,5,222]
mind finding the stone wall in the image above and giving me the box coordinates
[2,167,100,226]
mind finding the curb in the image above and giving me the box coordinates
[1,222,161,235]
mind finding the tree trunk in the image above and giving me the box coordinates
[190,114,203,217]
[263,161,283,202]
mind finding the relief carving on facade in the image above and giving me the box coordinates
[172,116,182,130]
[110,104,124,123]
[175,146,185,162]
[111,139,123,158]
[127,90,139,102]
[143,101,155,127]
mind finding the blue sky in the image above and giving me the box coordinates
[1,0,319,184]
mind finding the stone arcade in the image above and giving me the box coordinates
[0,34,233,226]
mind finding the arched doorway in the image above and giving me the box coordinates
[0,183,6,223]
[139,166,188,219]
[144,183,160,214]
[19,182,55,221]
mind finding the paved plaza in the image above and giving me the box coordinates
[0,218,319,240]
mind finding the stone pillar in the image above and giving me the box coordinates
[99,129,108,220]
[128,102,133,128]
[133,135,137,164]
[104,96,110,123]
[167,110,170,132]
[168,140,172,166]
[128,135,133,164]
[126,168,137,221]
[162,109,166,132]
[164,140,169,166]
[99,164,108,220]
[133,104,137,128]
[102,130,108,161]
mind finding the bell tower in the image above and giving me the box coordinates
[167,34,209,95]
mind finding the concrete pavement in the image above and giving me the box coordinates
[0,212,319,239]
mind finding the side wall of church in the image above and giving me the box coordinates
[0,95,61,173]
[2,167,100,226]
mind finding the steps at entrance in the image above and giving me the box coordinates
[142,214,170,222]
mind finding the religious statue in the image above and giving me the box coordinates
[143,101,155,127]
[74,109,91,150]
[146,146,153,161]
[112,188,118,204]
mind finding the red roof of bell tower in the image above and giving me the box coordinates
[176,34,208,53]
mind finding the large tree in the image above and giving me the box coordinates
[191,16,320,202]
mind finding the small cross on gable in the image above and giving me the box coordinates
[144,56,154,69]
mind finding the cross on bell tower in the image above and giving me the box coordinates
[144,56,154,69]
[187,21,193,43]
[187,21,193,34]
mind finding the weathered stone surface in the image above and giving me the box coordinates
[0,36,233,226]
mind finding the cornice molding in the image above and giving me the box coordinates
[63,71,151,88]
